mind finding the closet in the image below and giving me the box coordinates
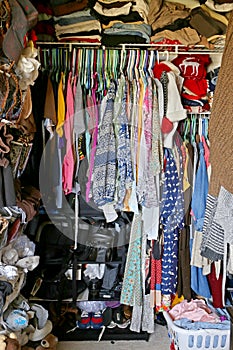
[16,42,229,342]
[1,0,233,347]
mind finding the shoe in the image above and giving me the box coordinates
[155,312,167,326]
[90,311,103,329]
[107,320,117,329]
[112,305,130,328]
[77,311,91,329]
[116,319,131,329]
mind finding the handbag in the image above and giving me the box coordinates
[31,262,87,301]
[81,221,116,263]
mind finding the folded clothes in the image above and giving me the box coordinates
[169,299,220,323]
[174,317,230,330]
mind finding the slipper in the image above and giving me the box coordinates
[16,256,40,271]
[28,319,53,342]
[30,303,48,330]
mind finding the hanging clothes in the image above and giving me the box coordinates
[91,80,117,207]
[160,148,185,309]
[190,141,211,298]
[114,74,134,210]
[120,211,143,307]
[62,72,75,195]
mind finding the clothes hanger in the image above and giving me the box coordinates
[119,45,126,76]
[105,49,111,89]
[126,49,133,81]
[85,48,91,90]
[41,48,48,71]
[134,49,140,81]
[71,47,76,78]
[112,49,118,81]
[198,114,203,138]
[138,49,145,79]
[191,114,197,144]
[148,50,155,78]
[143,49,149,78]
[78,48,84,84]
[96,49,103,93]
[183,117,190,142]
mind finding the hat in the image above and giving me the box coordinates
[2,0,38,63]
[2,248,19,265]
[205,0,233,11]
[28,319,53,341]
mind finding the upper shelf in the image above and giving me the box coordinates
[36,41,225,55]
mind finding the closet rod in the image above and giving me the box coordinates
[36,41,224,55]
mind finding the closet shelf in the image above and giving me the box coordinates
[52,325,150,342]
[36,41,225,55]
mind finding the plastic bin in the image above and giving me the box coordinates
[163,311,230,350]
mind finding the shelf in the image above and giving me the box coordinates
[76,259,123,264]
[53,324,150,342]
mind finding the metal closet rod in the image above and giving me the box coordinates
[36,41,224,55]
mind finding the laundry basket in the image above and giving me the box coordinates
[163,311,230,350]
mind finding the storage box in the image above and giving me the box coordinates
[164,311,230,350]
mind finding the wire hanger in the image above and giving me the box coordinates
[191,114,197,144]
[148,50,155,78]
[120,45,126,75]
[183,118,190,142]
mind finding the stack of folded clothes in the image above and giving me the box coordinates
[89,0,151,46]
[51,0,102,43]
[148,0,231,48]
[31,1,56,42]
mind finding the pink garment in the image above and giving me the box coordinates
[62,73,75,195]
[85,74,99,201]
[202,135,210,169]
[169,299,220,323]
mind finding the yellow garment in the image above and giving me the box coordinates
[171,293,184,308]
[56,72,65,137]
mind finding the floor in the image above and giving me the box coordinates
[57,324,171,350]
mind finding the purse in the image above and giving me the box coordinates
[85,222,115,263]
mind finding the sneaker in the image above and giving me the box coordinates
[90,311,103,329]
[77,311,91,329]
[112,305,130,328]
[116,319,131,329]
[107,320,117,329]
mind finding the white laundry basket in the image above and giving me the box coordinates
[163,311,230,350]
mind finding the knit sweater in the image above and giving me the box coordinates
[208,10,233,197]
